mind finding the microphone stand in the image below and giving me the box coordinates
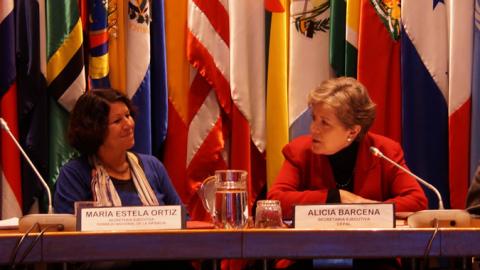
[0,118,76,232]
[370,147,471,228]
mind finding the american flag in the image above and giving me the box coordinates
[164,0,267,221]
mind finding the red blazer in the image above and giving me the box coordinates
[267,132,428,218]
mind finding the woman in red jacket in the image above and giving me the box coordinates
[268,77,428,219]
[267,77,428,270]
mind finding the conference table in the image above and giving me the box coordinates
[1,224,480,265]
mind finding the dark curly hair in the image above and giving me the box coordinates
[68,89,135,156]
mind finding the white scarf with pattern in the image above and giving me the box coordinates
[90,152,159,206]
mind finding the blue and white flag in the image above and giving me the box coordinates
[401,0,449,209]
[150,0,168,156]
[402,0,474,208]
[127,0,152,154]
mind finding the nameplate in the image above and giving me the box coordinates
[76,205,185,231]
[294,203,395,229]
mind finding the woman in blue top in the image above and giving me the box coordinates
[54,89,183,214]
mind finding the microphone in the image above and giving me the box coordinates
[370,146,445,209]
[369,146,471,228]
[0,118,76,232]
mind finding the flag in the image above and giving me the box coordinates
[88,0,110,89]
[345,0,360,77]
[150,0,169,155]
[186,0,231,220]
[162,0,191,216]
[329,0,346,77]
[87,1,154,155]
[472,0,480,181]
[266,0,289,189]
[182,0,267,222]
[329,0,359,78]
[403,0,473,209]
[46,0,85,187]
[357,0,401,142]
[127,0,152,155]
[448,0,473,208]
[289,0,331,140]
[401,0,449,208]
[265,0,285,12]
[0,0,22,218]
[229,0,266,210]
[15,0,49,213]
[108,0,127,93]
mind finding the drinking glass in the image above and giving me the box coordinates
[214,170,248,229]
[255,200,283,228]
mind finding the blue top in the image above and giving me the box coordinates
[53,153,184,214]
[110,178,141,206]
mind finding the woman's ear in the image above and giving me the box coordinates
[349,125,361,139]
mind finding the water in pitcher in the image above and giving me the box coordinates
[214,188,248,229]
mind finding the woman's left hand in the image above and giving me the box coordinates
[339,189,379,204]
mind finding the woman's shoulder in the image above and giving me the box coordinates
[133,153,165,169]
[286,135,312,150]
[57,156,92,183]
[61,155,91,171]
[282,135,313,162]
[365,132,403,154]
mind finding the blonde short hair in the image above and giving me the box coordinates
[308,77,376,139]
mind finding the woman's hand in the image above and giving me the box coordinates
[339,189,379,204]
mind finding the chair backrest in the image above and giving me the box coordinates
[197,176,216,218]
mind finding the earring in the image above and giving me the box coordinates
[347,137,352,142]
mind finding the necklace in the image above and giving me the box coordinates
[335,176,352,188]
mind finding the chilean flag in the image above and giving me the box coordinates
[0,0,23,218]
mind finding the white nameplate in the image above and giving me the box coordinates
[294,203,395,229]
[77,205,185,231]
